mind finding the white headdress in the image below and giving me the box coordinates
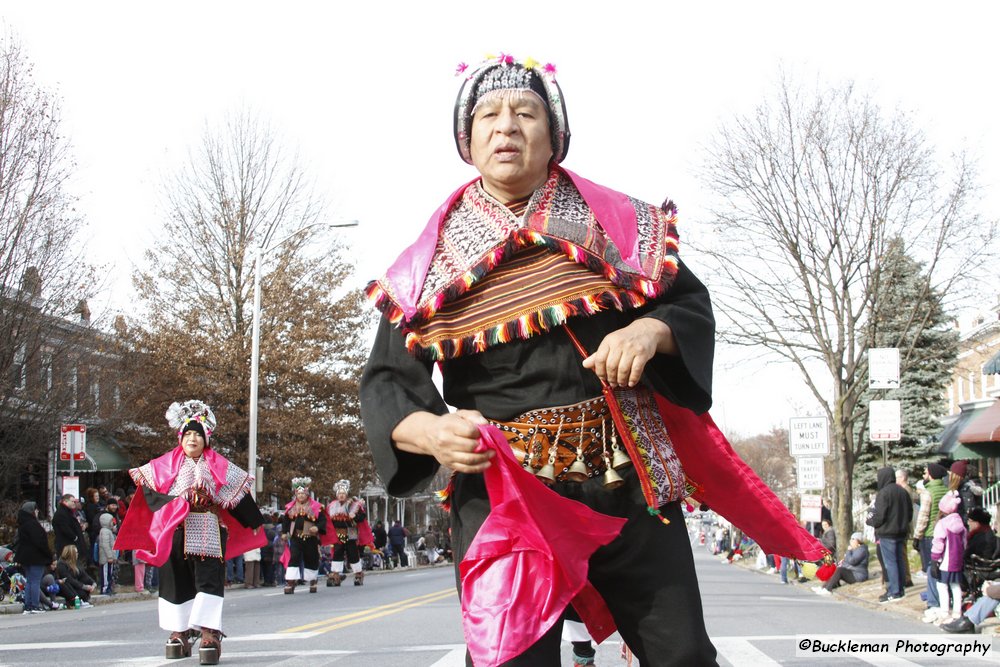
[165,400,217,444]
[333,479,351,495]
[291,477,313,492]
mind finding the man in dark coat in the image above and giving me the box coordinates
[52,493,87,557]
[867,466,913,602]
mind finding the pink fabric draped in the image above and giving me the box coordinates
[460,425,625,667]
[655,395,827,561]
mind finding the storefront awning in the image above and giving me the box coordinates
[985,351,1000,376]
[935,405,990,456]
[56,435,131,473]
[960,399,1000,444]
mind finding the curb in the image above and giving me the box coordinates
[0,561,453,615]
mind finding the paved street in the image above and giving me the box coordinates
[2,546,996,666]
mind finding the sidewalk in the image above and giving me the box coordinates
[0,559,451,615]
[738,558,1000,633]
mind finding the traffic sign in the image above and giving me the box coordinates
[869,348,900,389]
[60,424,87,461]
[800,493,823,522]
[797,456,825,491]
[870,400,901,441]
[788,417,830,457]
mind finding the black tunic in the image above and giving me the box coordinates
[360,257,715,497]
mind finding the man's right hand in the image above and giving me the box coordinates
[391,410,494,473]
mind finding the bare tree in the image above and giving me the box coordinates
[698,73,996,551]
[122,109,373,498]
[0,34,98,502]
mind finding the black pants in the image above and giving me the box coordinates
[451,467,718,667]
[390,542,408,567]
[823,567,862,591]
[333,540,360,565]
[289,535,320,574]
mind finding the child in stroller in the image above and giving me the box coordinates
[0,545,25,603]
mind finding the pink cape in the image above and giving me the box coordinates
[115,446,265,567]
[460,425,626,667]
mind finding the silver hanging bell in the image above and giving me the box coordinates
[564,458,590,483]
[602,466,625,489]
[535,463,556,485]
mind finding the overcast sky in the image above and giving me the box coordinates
[4,1,998,436]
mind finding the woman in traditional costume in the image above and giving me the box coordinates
[325,479,374,586]
[116,400,264,665]
[280,477,328,593]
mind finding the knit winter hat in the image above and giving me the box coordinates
[850,532,864,543]
[454,53,570,165]
[939,491,961,515]
[950,460,968,477]
[926,463,948,480]
[968,507,992,525]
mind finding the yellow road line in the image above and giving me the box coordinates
[280,588,457,634]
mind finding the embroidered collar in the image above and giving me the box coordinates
[367,167,679,330]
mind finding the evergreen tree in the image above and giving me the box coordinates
[854,237,958,492]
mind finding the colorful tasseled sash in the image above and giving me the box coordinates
[404,247,648,358]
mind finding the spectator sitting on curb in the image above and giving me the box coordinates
[56,545,95,607]
[941,579,1000,634]
[40,560,68,609]
[813,532,869,595]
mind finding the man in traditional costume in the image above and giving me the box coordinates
[116,400,264,665]
[325,479,375,586]
[360,54,825,666]
[280,477,328,593]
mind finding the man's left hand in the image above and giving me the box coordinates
[582,318,676,388]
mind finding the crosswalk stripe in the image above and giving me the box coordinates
[429,646,467,666]
[713,637,782,666]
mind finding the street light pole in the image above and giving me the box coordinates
[247,220,358,498]
[248,246,264,497]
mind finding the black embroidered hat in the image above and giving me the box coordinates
[454,53,570,165]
